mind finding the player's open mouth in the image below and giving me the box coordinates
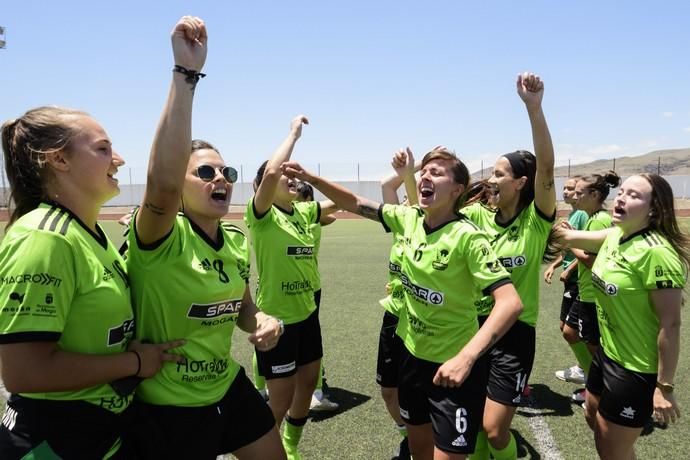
[287,180,296,191]
[419,184,434,199]
[211,187,228,202]
[107,172,118,184]
[613,205,625,216]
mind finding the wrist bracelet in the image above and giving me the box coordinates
[130,350,142,377]
[173,65,206,87]
[656,381,674,393]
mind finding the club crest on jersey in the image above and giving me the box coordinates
[507,226,520,242]
[432,249,450,271]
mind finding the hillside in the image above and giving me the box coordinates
[472,148,690,178]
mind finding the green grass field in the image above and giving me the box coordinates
[1,218,688,459]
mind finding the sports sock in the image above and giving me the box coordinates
[570,341,592,375]
[488,432,517,460]
[470,430,489,459]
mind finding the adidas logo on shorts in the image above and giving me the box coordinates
[451,434,467,447]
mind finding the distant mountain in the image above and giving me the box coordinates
[472,148,690,178]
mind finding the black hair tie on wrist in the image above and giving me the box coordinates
[130,350,142,377]
[173,65,206,87]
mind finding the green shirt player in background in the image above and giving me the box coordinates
[0,113,182,456]
[557,174,688,459]
[460,72,557,460]
[123,17,285,460]
[281,146,523,460]
[559,171,620,405]
[544,176,590,394]
[245,115,338,460]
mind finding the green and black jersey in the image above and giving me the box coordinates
[0,203,134,413]
[244,198,321,324]
[379,204,511,363]
[379,234,405,316]
[592,226,686,373]
[462,202,554,327]
[577,209,612,302]
[563,210,588,280]
[127,213,249,406]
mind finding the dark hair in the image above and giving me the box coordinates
[1,106,86,227]
[421,148,470,210]
[579,170,621,204]
[296,182,314,202]
[253,160,268,192]
[463,180,492,207]
[502,150,536,212]
[191,139,219,155]
[640,174,690,270]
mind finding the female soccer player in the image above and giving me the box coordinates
[0,114,182,456]
[561,172,619,371]
[124,17,284,460]
[461,72,556,460]
[558,174,687,459]
[245,116,337,459]
[281,146,523,460]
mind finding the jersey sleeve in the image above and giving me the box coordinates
[637,244,687,290]
[128,212,184,267]
[379,204,415,235]
[0,232,76,343]
[461,228,512,296]
[587,212,611,232]
[528,201,555,237]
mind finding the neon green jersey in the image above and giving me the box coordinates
[127,214,248,406]
[462,202,554,326]
[380,204,511,363]
[592,226,686,373]
[244,199,321,324]
[379,234,405,316]
[563,210,588,279]
[311,222,322,291]
[0,203,134,413]
[577,209,613,302]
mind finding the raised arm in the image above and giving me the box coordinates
[517,72,556,217]
[136,16,208,244]
[381,147,419,205]
[554,223,614,253]
[253,116,309,216]
[282,162,383,222]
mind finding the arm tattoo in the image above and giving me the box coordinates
[144,201,166,216]
[542,179,554,191]
[357,200,381,222]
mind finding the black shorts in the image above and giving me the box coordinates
[479,317,536,406]
[376,311,403,388]
[560,280,579,323]
[0,394,129,459]
[565,298,600,345]
[586,348,656,428]
[124,367,275,458]
[256,308,323,379]
[397,347,488,454]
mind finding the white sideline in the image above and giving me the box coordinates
[520,402,564,459]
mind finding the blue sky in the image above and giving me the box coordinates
[2,1,690,182]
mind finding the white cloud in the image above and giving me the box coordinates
[684,127,690,133]
[663,112,674,118]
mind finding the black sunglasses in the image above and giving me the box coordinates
[195,164,238,183]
